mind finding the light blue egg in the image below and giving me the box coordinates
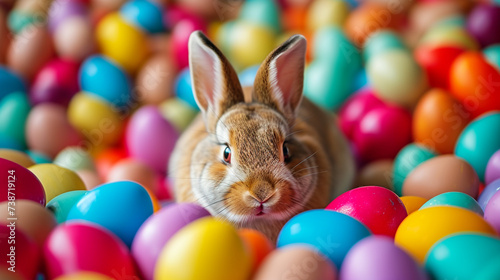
[455,112,500,182]
[363,31,407,62]
[239,0,281,34]
[120,0,166,34]
[484,44,500,70]
[67,181,154,247]
[239,65,259,87]
[352,68,369,92]
[420,192,483,216]
[0,92,30,149]
[0,67,26,102]
[425,233,500,280]
[26,150,52,164]
[313,26,361,73]
[46,190,88,223]
[79,55,133,110]
[277,209,371,269]
[0,137,23,150]
[175,67,199,111]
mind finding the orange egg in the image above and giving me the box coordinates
[106,158,159,194]
[413,88,471,154]
[238,229,274,273]
[94,148,128,179]
[283,5,308,33]
[136,54,177,105]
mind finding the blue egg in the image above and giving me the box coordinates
[0,137,23,150]
[120,0,166,34]
[420,192,484,216]
[0,66,26,102]
[26,150,52,164]
[79,55,133,110]
[46,190,88,223]
[484,44,500,70]
[342,0,359,8]
[363,31,407,62]
[239,65,259,87]
[67,181,154,247]
[352,68,369,92]
[175,68,199,111]
[277,209,371,269]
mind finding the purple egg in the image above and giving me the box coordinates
[466,4,500,47]
[131,203,210,280]
[340,236,428,280]
[48,0,88,32]
[478,179,500,211]
[125,105,179,174]
[484,191,500,234]
[485,150,500,186]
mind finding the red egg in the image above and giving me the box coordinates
[326,186,407,238]
[0,158,46,205]
[414,45,465,89]
[0,225,40,280]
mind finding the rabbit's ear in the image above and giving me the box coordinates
[189,31,244,130]
[253,35,307,123]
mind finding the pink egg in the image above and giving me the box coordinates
[76,169,103,190]
[352,105,412,163]
[484,190,500,234]
[326,186,407,238]
[0,158,46,205]
[53,16,95,62]
[30,58,80,106]
[44,222,138,279]
[106,158,159,194]
[169,10,207,69]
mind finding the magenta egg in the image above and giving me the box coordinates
[0,158,46,205]
[466,4,500,47]
[48,0,88,32]
[169,12,207,70]
[0,225,40,280]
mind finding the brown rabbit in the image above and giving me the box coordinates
[169,31,355,241]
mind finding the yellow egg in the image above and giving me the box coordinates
[54,16,95,62]
[54,272,113,280]
[28,163,86,202]
[159,98,198,132]
[306,0,350,31]
[96,12,150,73]
[0,149,35,167]
[395,206,497,263]
[68,92,124,147]
[155,217,252,280]
[399,196,428,215]
[419,26,479,50]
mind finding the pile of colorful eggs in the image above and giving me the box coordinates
[1,0,500,279]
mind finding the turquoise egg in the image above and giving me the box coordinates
[238,65,259,87]
[420,192,483,216]
[53,147,96,172]
[175,67,199,111]
[46,190,88,223]
[7,10,42,34]
[455,112,500,182]
[79,55,133,110]
[0,92,30,149]
[393,143,438,196]
[0,137,23,150]
[239,0,281,34]
[484,44,500,70]
[313,26,361,71]
[352,68,369,92]
[425,233,500,280]
[66,181,154,247]
[0,67,26,102]
[27,150,52,164]
[120,0,166,34]
[363,31,407,62]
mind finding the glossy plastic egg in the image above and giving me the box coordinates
[136,54,176,105]
[54,272,114,280]
[27,150,52,164]
[174,67,198,110]
[29,163,86,202]
[132,203,210,280]
[402,155,480,199]
[254,245,337,280]
[420,192,483,215]
[484,190,500,233]
[0,149,34,167]
[170,15,207,70]
[277,209,371,268]
[326,186,407,237]
[238,229,274,272]
[94,148,127,179]
[53,146,96,172]
[363,31,406,62]
[478,179,500,210]
[400,196,428,215]
[455,112,500,181]
[466,4,500,47]
[43,222,138,279]
[107,158,159,194]
[0,66,26,101]
[0,224,40,280]
[483,44,500,69]
[413,89,471,154]
[306,0,349,31]
[96,12,150,73]
[54,16,95,62]
[159,98,198,132]
[79,55,133,110]
[0,157,45,205]
[46,190,88,223]
[340,236,427,280]
[395,206,496,263]
[120,0,166,34]
[486,150,500,185]
[0,92,30,148]
[155,217,252,280]
[77,169,102,190]
[414,45,465,89]
[239,0,282,34]
[425,233,500,280]
[125,105,178,173]
[26,103,82,158]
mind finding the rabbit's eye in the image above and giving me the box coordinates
[223,145,231,163]
[283,143,291,162]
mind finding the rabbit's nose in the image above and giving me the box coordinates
[249,181,275,203]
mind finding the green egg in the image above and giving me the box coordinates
[238,0,281,34]
[393,143,437,196]
[160,98,198,132]
[7,10,44,34]
[425,233,500,280]
[53,147,96,172]
[420,192,483,216]
[0,92,31,149]
[313,26,361,70]
[484,44,500,70]
[363,31,407,62]
[46,190,88,224]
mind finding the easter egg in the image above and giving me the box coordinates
[106,158,159,193]
[25,103,82,158]
[174,67,198,110]
[400,196,428,215]
[67,92,125,147]
[0,92,30,148]
[485,150,500,185]
[449,53,500,118]
[136,54,176,105]
[363,31,406,62]
[53,146,96,172]
[340,236,427,280]
[29,163,86,202]
[395,206,496,263]
[30,58,80,106]
[54,16,95,62]
[132,203,210,280]
[414,45,465,89]
[239,0,282,34]
[478,179,500,210]
[27,150,52,164]
[419,25,478,50]
[159,98,198,132]
[94,148,128,179]
[125,105,179,173]
[238,229,274,272]
[306,0,349,31]
[253,245,337,280]
[413,89,471,154]
[0,224,40,280]
[352,105,412,163]
[170,15,207,70]
[79,55,133,110]
[367,49,427,108]
[402,155,480,199]
[420,192,483,215]
[96,12,150,73]
[455,112,500,181]
[326,186,407,237]
[54,272,114,280]
[483,44,500,70]
[0,66,26,101]
[0,199,57,247]
[238,65,259,87]
[120,0,166,34]
[46,190,88,223]
[312,26,362,72]
[425,233,500,280]
[277,209,371,268]
[43,222,138,279]
[354,160,394,190]
[0,149,35,167]
[47,0,87,32]
[67,181,154,247]
[155,217,252,280]
[76,169,103,190]
[0,157,45,205]
[466,4,500,48]
[484,190,500,233]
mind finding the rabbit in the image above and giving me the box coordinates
[168,31,355,241]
